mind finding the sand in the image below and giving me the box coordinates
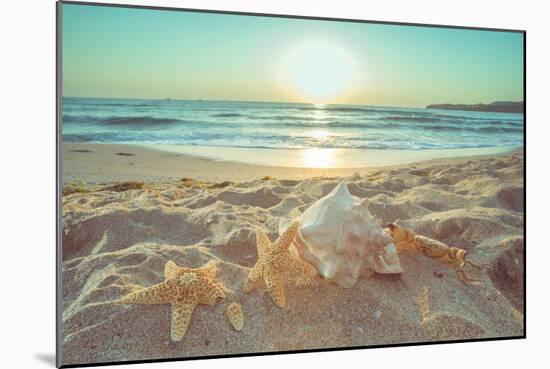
[60,144,524,366]
[62,143,518,183]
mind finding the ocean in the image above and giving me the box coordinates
[62,97,524,151]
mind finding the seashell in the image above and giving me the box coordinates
[279,183,402,288]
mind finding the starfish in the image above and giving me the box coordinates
[244,221,315,307]
[115,260,225,342]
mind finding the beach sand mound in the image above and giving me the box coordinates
[61,152,524,365]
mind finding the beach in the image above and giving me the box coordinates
[62,143,519,183]
[61,143,524,365]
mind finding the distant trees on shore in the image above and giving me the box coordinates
[426,101,523,113]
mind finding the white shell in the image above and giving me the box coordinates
[279,183,402,288]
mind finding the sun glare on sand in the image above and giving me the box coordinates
[302,148,336,168]
[282,41,358,102]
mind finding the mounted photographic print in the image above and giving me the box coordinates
[57,1,525,367]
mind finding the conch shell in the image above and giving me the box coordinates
[279,183,402,288]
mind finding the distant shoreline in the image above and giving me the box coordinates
[426,101,523,113]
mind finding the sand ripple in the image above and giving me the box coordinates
[61,152,524,365]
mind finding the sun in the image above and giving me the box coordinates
[281,41,358,102]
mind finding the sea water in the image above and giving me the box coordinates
[62,97,523,151]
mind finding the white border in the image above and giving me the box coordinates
[2,1,547,368]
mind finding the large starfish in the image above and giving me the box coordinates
[244,221,315,307]
[115,260,225,342]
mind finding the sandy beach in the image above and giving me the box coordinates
[62,143,519,183]
[61,144,524,365]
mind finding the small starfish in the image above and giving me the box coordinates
[244,221,314,307]
[115,260,225,342]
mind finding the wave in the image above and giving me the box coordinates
[62,132,521,151]
[61,98,524,151]
[62,115,90,123]
[101,116,181,126]
[477,126,523,133]
[384,115,520,126]
[417,124,523,133]
[265,121,374,130]
[295,106,423,115]
[433,113,523,124]
[63,114,523,135]
[252,115,322,122]
[211,113,245,118]
[63,133,105,142]
[62,115,182,126]
[382,116,442,122]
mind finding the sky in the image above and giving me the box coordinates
[62,3,524,107]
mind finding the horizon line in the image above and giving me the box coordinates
[61,95,524,109]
